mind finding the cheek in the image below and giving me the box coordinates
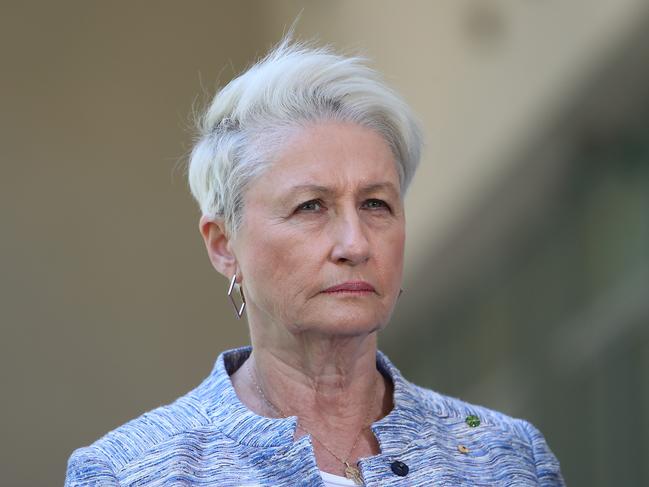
[389,226,406,259]
[237,224,315,312]
[377,225,405,289]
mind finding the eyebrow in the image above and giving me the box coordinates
[359,182,400,196]
[283,182,400,199]
[286,184,333,196]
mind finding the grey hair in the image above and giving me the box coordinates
[188,36,423,237]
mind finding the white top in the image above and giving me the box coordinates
[319,470,360,486]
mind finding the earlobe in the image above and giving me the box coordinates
[198,215,238,279]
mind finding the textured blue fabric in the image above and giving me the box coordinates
[65,347,565,486]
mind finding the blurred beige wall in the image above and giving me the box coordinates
[2,1,648,485]
[1,3,269,485]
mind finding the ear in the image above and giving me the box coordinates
[199,215,239,280]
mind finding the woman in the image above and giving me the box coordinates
[66,37,565,486]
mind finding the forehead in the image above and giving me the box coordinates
[255,121,400,197]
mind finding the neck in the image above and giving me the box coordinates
[250,331,382,418]
[229,315,394,476]
[230,328,393,467]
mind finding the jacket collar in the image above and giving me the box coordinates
[196,346,429,452]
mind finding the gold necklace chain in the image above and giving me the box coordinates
[246,361,376,485]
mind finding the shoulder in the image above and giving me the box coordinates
[65,444,119,487]
[65,348,261,486]
[409,383,564,484]
[378,351,533,438]
[65,388,211,486]
[411,382,529,433]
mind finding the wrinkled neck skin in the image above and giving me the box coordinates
[252,323,382,418]
[246,308,386,423]
[230,312,393,474]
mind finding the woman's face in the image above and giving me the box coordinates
[232,121,405,337]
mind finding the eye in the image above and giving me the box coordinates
[363,198,390,211]
[295,199,324,212]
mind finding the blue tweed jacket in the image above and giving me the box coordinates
[66,347,565,486]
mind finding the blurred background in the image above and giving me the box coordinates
[2,1,648,485]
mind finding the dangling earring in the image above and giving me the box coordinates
[398,288,404,299]
[227,273,246,319]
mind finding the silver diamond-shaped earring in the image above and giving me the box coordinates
[227,273,246,319]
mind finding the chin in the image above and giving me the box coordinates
[298,308,388,337]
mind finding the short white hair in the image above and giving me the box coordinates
[188,36,423,236]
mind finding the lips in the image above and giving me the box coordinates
[323,281,376,293]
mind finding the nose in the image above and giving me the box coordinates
[330,209,370,265]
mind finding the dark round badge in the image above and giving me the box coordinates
[390,460,409,477]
